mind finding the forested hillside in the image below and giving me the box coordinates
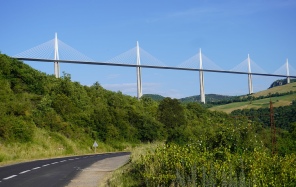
[0,54,166,162]
[2,54,296,186]
[0,53,256,148]
[142,93,237,104]
[110,98,296,186]
[0,54,170,143]
[179,94,236,103]
[142,94,165,101]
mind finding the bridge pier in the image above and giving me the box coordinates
[199,49,205,104]
[54,33,60,78]
[286,59,290,84]
[247,54,253,94]
[136,41,142,100]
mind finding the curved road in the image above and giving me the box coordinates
[0,152,130,187]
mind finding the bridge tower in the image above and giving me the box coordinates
[136,41,142,100]
[54,33,60,78]
[199,49,205,104]
[286,58,290,84]
[247,54,253,94]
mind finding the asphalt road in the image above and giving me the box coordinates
[0,152,130,187]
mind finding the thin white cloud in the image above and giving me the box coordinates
[107,73,121,79]
[103,83,136,94]
[142,82,162,93]
[146,7,217,23]
[165,89,184,99]
[146,1,296,24]
[145,88,184,99]
[102,82,185,99]
[102,82,163,96]
[165,7,217,19]
[143,83,184,98]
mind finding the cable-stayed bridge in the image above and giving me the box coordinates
[12,33,296,103]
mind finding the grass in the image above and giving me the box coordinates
[210,93,296,113]
[210,82,296,113]
[99,142,162,187]
[0,128,121,166]
[250,82,296,98]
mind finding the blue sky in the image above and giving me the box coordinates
[1,0,295,98]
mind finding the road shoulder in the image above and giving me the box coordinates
[66,154,130,187]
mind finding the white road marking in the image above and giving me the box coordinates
[3,175,17,180]
[19,170,31,174]
[0,154,99,183]
[68,159,74,161]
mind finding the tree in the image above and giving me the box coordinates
[157,97,186,143]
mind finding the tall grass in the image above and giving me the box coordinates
[102,143,296,187]
[0,128,119,166]
[100,142,162,187]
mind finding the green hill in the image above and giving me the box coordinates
[0,54,165,164]
[143,93,237,103]
[2,54,296,186]
[3,53,247,164]
[269,78,296,89]
[142,94,165,101]
[250,81,296,98]
[179,94,237,103]
[210,81,296,113]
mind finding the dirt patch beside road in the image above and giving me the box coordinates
[66,154,130,187]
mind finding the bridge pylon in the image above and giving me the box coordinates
[54,33,60,78]
[286,58,290,84]
[247,54,253,94]
[136,41,142,100]
[199,48,205,104]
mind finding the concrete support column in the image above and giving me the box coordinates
[248,54,253,94]
[199,49,205,104]
[136,41,142,100]
[54,33,60,78]
[286,59,290,84]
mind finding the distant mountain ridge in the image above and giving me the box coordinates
[179,94,236,103]
[144,79,296,103]
[142,93,236,103]
[142,94,165,101]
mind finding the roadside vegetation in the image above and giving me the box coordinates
[0,54,163,164]
[1,53,296,186]
[105,100,296,186]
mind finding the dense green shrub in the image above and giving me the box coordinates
[2,54,296,186]
[0,54,166,147]
[0,115,34,142]
[136,144,296,186]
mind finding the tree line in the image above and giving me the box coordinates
[2,53,296,185]
[0,53,296,155]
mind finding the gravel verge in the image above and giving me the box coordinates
[66,154,130,187]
